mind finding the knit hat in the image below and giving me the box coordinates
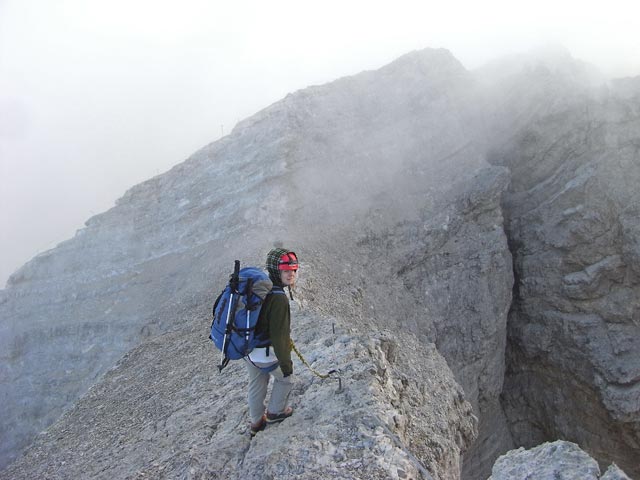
[266,248,298,286]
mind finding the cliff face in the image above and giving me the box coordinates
[484,60,640,477]
[1,47,638,479]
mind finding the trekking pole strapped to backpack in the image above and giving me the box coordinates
[218,260,241,372]
[244,277,254,345]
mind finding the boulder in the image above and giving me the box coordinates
[488,440,632,480]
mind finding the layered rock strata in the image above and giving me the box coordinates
[485,58,640,477]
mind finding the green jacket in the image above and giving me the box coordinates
[257,290,293,376]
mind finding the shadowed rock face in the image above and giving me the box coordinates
[1,47,639,479]
[484,64,640,477]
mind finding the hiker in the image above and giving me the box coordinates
[246,248,298,436]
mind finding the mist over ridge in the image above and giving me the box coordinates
[1,46,639,479]
[0,42,633,288]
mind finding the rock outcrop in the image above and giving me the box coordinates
[1,46,639,479]
[489,440,631,480]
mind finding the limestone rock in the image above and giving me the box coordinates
[488,440,632,480]
[0,48,510,478]
[1,45,639,480]
[601,464,633,480]
[0,305,476,480]
[486,52,640,477]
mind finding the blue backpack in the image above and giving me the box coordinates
[210,261,282,371]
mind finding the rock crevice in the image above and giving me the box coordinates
[489,69,640,477]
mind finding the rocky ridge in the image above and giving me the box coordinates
[0,304,477,480]
[1,47,639,479]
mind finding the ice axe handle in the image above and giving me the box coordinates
[230,260,240,292]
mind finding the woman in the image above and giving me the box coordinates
[246,247,298,436]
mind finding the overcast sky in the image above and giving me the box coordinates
[1,0,639,287]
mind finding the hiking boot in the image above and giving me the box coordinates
[250,415,266,437]
[266,406,294,424]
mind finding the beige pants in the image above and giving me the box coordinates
[245,360,293,424]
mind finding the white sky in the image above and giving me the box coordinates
[1,0,639,287]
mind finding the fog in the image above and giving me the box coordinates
[1,0,638,287]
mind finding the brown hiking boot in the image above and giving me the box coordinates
[266,406,294,424]
[250,414,266,436]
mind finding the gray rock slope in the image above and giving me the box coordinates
[0,303,477,480]
[1,47,639,479]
